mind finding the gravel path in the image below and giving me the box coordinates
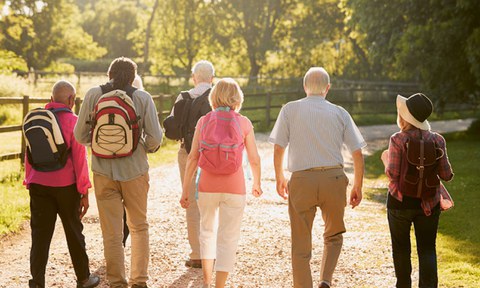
[0,119,473,288]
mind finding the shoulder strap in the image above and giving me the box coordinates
[100,82,137,98]
[180,91,192,101]
[50,107,73,114]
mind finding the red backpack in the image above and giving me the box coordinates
[198,107,244,174]
[90,85,140,158]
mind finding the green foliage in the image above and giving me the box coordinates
[0,50,28,72]
[0,0,106,70]
[342,0,480,107]
[80,0,140,58]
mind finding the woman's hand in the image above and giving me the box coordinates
[252,183,263,197]
[180,189,190,209]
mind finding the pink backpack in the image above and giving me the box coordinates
[198,107,244,174]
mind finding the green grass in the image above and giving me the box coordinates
[0,159,29,235]
[362,130,480,287]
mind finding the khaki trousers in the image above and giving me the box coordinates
[178,146,201,259]
[94,173,150,288]
[288,168,348,288]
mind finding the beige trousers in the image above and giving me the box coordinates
[94,173,150,288]
[178,146,201,259]
[197,192,246,272]
[288,168,348,288]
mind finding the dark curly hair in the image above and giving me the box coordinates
[107,57,137,90]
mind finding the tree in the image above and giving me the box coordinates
[0,0,105,70]
[149,0,215,76]
[343,0,480,106]
[80,0,140,58]
[142,0,159,73]
[214,0,294,80]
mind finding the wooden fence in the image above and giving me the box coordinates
[1,85,477,164]
[0,94,176,163]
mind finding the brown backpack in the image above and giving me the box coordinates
[399,131,444,199]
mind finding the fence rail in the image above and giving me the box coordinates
[1,85,477,164]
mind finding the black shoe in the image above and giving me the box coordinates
[185,259,202,268]
[131,285,148,288]
[77,275,100,288]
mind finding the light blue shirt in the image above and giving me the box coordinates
[269,95,366,172]
[74,86,163,181]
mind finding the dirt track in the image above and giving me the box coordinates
[0,119,473,288]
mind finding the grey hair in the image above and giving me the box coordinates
[52,80,76,103]
[303,67,330,95]
[192,60,215,83]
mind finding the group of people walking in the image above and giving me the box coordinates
[23,57,454,288]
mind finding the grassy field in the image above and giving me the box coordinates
[362,130,480,287]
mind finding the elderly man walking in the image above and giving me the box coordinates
[269,67,366,288]
[172,60,214,268]
[24,80,100,288]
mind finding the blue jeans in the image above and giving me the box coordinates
[387,208,440,288]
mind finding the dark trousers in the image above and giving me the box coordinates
[387,208,440,288]
[29,183,90,288]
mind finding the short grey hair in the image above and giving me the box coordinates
[303,67,330,95]
[192,60,215,83]
[52,80,76,103]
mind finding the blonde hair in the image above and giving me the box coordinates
[209,78,244,112]
[303,67,330,95]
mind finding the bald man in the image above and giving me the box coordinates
[269,67,366,288]
[24,80,100,288]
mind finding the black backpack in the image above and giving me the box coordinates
[163,89,212,153]
[399,131,444,199]
[22,107,72,171]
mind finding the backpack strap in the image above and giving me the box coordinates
[179,92,193,132]
[100,82,137,98]
[49,107,73,114]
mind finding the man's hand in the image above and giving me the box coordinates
[349,185,362,209]
[79,193,89,220]
[276,175,289,200]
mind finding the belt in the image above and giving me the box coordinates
[304,165,343,171]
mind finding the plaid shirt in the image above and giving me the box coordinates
[385,129,454,215]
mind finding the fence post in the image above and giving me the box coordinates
[20,95,30,166]
[76,71,81,89]
[75,97,81,115]
[157,95,164,124]
[266,92,271,129]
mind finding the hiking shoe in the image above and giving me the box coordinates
[185,259,202,268]
[319,282,330,288]
[131,285,148,288]
[77,274,100,288]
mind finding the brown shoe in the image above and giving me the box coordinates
[319,283,330,288]
[185,259,202,268]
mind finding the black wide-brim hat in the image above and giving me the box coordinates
[396,93,433,131]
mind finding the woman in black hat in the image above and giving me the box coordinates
[381,93,454,288]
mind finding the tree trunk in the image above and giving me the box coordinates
[143,0,160,74]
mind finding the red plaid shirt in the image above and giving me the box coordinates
[385,129,454,215]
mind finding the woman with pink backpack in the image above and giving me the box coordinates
[180,78,263,288]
